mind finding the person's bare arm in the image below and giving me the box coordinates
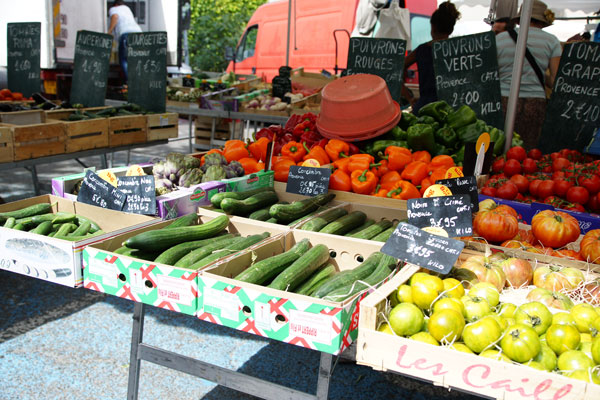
[546,56,560,88]
[108,14,118,35]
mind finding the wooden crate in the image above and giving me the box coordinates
[0,110,45,125]
[147,113,178,141]
[44,106,109,121]
[48,118,109,153]
[0,125,14,163]
[194,115,242,143]
[108,115,147,147]
[290,67,336,91]
[5,121,66,161]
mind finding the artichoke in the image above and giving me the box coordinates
[155,178,173,195]
[178,168,203,187]
[152,161,166,179]
[224,160,245,178]
[201,165,227,183]
[204,152,227,167]
[183,155,200,170]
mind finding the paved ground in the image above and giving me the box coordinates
[0,120,482,399]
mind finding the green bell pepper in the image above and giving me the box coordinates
[389,126,407,141]
[407,124,437,154]
[434,144,450,156]
[451,145,465,166]
[434,126,458,149]
[369,140,408,157]
[457,119,488,143]
[489,128,506,156]
[398,112,418,131]
[512,132,524,147]
[418,100,453,123]
[446,105,477,130]
[416,115,440,134]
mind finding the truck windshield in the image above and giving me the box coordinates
[411,15,431,49]
[236,25,258,62]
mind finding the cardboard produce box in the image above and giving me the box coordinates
[223,170,274,192]
[355,263,600,400]
[0,195,158,287]
[83,215,286,316]
[198,230,397,355]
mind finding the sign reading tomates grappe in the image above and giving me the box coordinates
[7,22,41,97]
[70,30,112,107]
[432,31,503,129]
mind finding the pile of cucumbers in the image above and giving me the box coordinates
[117,214,271,270]
[209,187,335,226]
[299,207,400,242]
[0,203,104,241]
[234,238,398,301]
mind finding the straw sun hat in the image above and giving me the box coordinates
[513,0,555,27]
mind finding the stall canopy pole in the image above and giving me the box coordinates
[504,0,534,153]
[285,0,292,66]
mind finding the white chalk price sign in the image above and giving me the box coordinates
[435,176,479,212]
[407,195,472,238]
[286,166,331,197]
[117,176,156,215]
[381,222,465,275]
[77,171,127,211]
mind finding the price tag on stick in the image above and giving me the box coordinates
[407,195,473,238]
[117,175,156,215]
[381,223,465,275]
[286,165,331,196]
[77,170,127,211]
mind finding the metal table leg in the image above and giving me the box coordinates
[29,165,41,196]
[188,117,193,154]
[101,153,109,169]
[316,353,333,400]
[127,302,145,400]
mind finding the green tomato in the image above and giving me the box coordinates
[514,301,553,335]
[410,273,444,310]
[432,297,465,316]
[578,341,593,361]
[377,322,394,335]
[570,303,598,333]
[461,295,492,322]
[468,282,500,307]
[442,277,464,299]
[563,369,600,384]
[462,316,502,353]
[388,303,424,336]
[448,343,474,354]
[533,344,557,372]
[497,302,517,318]
[552,312,576,326]
[396,284,412,304]
[591,337,600,364]
[557,350,595,371]
[427,309,465,343]
[479,349,512,362]
[500,323,541,363]
[487,313,508,331]
[545,324,581,355]
[524,360,547,371]
[410,331,439,346]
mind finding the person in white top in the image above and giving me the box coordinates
[108,0,142,82]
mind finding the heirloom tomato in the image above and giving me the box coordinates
[570,304,598,334]
[526,287,574,311]
[468,282,500,307]
[409,272,444,311]
[500,324,541,363]
[409,332,439,346]
[461,295,492,322]
[592,337,600,364]
[563,369,600,384]
[580,229,600,264]
[514,301,553,335]
[395,284,413,304]
[545,324,581,355]
[531,210,580,248]
[459,255,506,291]
[500,257,533,288]
[533,344,558,371]
[557,350,595,371]
[442,278,464,299]
[448,343,474,354]
[432,297,465,316]
[498,303,517,318]
[533,265,584,292]
[462,316,502,354]
[427,309,465,343]
[388,303,424,336]
[479,349,512,362]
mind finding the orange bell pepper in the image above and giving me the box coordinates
[379,170,402,190]
[350,169,377,195]
[239,157,260,174]
[386,147,412,172]
[429,167,448,185]
[273,159,296,182]
[271,155,294,167]
[347,154,376,173]
[387,180,420,200]
[371,159,389,177]
[224,145,250,162]
[248,137,270,162]
[281,141,307,163]
[429,154,454,171]
[200,149,224,165]
[412,150,431,164]
[333,157,351,173]
[373,185,389,197]
[325,139,349,161]
[401,161,429,186]
[224,140,246,149]
[256,162,265,172]
[329,169,351,192]
[303,144,330,166]
[419,177,433,196]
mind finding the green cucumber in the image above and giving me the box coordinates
[31,221,54,236]
[248,207,272,221]
[268,244,330,291]
[295,263,337,296]
[70,221,91,237]
[174,235,243,268]
[75,215,102,233]
[269,193,335,223]
[13,223,26,230]
[265,217,278,224]
[319,211,367,235]
[322,254,396,302]
[371,222,400,242]
[16,212,77,228]
[114,245,133,254]
[220,191,279,216]
[165,213,198,228]
[52,231,105,241]
[188,232,271,270]
[3,217,16,228]
[286,208,324,226]
[125,215,229,252]
[313,252,385,298]
[55,223,77,236]
[153,233,235,265]
[234,238,311,285]
[0,203,53,223]
[210,187,273,208]
[300,208,349,232]
[344,219,375,236]
[349,219,393,240]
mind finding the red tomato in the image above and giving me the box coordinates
[530,179,545,197]
[566,186,589,205]
[552,157,572,172]
[522,158,538,174]
[506,146,527,162]
[562,202,586,212]
[481,186,497,197]
[552,171,566,180]
[509,174,529,194]
[588,193,600,213]
[544,196,565,208]
[550,152,561,161]
[491,157,505,174]
[504,159,522,177]
[537,180,555,199]
[531,210,581,248]
[528,148,542,160]
[580,230,600,264]
[581,174,600,195]
[553,179,573,198]
[496,182,519,200]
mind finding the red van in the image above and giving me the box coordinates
[227,0,437,81]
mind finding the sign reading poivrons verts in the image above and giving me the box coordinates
[432,31,503,129]
[127,32,168,113]
[7,22,41,97]
[70,30,112,107]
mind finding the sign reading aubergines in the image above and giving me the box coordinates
[432,31,503,129]
[346,37,407,103]
[7,22,41,97]
[70,30,112,107]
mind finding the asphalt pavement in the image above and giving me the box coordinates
[0,120,482,399]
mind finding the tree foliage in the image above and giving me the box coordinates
[188,0,267,72]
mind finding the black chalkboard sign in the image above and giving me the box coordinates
[407,195,473,237]
[540,42,600,153]
[381,222,465,275]
[432,31,503,129]
[70,30,112,107]
[77,170,127,211]
[117,175,156,215]
[346,37,407,103]
[7,23,41,97]
[127,32,168,112]
[286,166,331,197]
[436,176,479,212]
